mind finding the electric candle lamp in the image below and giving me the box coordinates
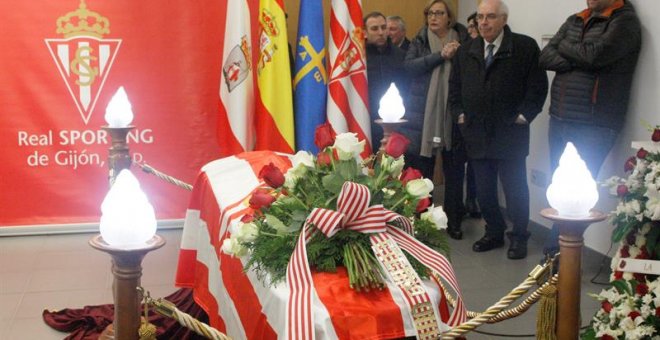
[546,142,599,218]
[540,142,606,339]
[378,83,405,122]
[105,86,134,128]
[99,169,156,248]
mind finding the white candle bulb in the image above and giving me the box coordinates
[546,142,599,218]
[100,170,157,248]
[105,86,134,127]
[378,83,405,122]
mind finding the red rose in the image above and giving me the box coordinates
[249,189,276,209]
[601,301,613,313]
[634,273,646,282]
[621,245,630,257]
[628,311,641,320]
[400,167,423,185]
[636,283,649,295]
[314,122,336,150]
[241,214,255,223]
[655,307,660,317]
[259,162,285,188]
[637,148,648,159]
[638,248,650,259]
[385,132,410,158]
[601,336,615,340]
[652,128,660,142]
[317,151,332,167]
[616,184,629,197]
[614,271,623,280]
[416,197,431,213]
[624,156,636,172]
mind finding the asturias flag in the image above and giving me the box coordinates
[255,0,295,153]
[293,0,327,153]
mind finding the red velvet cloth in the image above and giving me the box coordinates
[42,288,208,340]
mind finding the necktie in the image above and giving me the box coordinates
[485,44,495,69]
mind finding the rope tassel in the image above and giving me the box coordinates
[536,283,557,340]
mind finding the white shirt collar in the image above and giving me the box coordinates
[484,30,505,58]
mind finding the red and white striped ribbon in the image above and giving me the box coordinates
[286,182,465,339]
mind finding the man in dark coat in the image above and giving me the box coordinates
[364,12,408,150]
[448,0,548,259]
[539,0,641,256]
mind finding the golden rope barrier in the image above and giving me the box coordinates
[142,291,231,340]
[134,162,193,191]
[436,257,559,339]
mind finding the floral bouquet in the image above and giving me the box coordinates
[221,123,450,291]
[582,126,660,340]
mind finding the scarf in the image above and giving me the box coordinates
[420,27,458,157]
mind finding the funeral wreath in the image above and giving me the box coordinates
[582,125,660,340]
[222,123,450,291]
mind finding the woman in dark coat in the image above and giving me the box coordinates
[402,0,469,239]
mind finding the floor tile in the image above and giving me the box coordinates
[0,271,32,294]
[26,268,108,293]
[7,317,65,340]
[0,293,22,321]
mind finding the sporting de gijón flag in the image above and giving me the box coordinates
[326,0,372,156]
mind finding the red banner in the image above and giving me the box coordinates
[0,1,228,227]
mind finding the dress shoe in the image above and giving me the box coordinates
[472,235,504,252]
[447,228,463,240]
[507,238,528,259]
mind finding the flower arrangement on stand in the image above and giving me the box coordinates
[221,123,450,291]
[582,126,660,340]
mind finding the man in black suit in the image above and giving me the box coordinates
[448,0,548,259]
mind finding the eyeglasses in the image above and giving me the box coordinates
[476,13,501,21]
[426,10,446,18]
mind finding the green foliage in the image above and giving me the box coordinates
[580,327,596,340]
[241,153,450,290]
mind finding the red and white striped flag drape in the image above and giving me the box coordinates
[326,0,372,156]
[217,0,255,157]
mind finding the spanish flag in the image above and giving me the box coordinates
[255,0,295,153]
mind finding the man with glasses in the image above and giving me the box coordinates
[539,0,641,258]
[448,0,548,259]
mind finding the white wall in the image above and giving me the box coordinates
[460,0,659,254]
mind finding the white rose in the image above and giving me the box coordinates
[221,237,247,257]
[380,155,405,177]
[406,178,434,198]
[284,151,315,189]
[292,151,314,169]
[333,133,365,160]
[236,222,259,242]
[421,205,448,230]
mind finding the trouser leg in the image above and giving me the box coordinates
[471,159,507,239]
[497,157,530,239]
[442,149,466,230]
